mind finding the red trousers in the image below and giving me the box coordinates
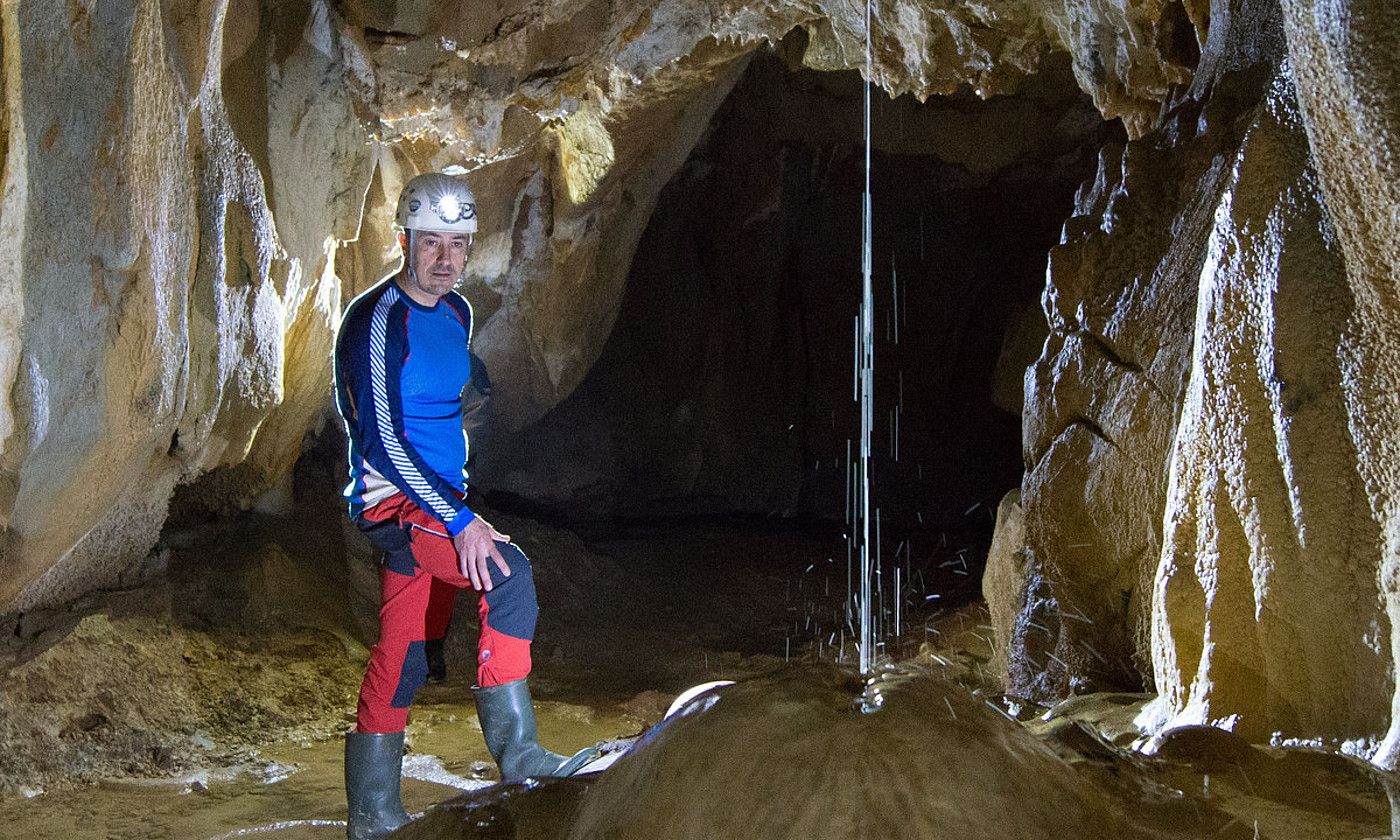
[354,494,537,733]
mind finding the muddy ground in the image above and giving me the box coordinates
[0,483,986,832]
[4,493,1391,840]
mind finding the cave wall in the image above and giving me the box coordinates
[0,0,375,615]
[986,0,1400,761]
[1277,0,1400,768]
[1148,61,1387,749]
[998,3,1287,702]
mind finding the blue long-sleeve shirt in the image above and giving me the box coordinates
[334,278,477,535]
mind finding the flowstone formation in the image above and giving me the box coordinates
[989,0,1400,766]
[1148,64,1389,750]
[1278,0,1400,769]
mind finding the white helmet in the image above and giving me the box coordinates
[395,172,478,234]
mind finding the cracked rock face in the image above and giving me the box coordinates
[1007,0,1286,697]
[1149,63,1389,749]
[993,0,1400,763]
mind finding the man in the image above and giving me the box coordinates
[333,172,597,840]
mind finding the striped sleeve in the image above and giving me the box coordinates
[343,286,475,534]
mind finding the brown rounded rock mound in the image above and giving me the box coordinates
[568,665,1139,840]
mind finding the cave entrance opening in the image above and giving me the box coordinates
[483,46,1122,633]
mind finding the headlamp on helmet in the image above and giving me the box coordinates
[396,171,478,234]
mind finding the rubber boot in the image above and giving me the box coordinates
[473,678,600,782]
[344,731,412,840]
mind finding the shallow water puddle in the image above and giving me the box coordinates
[0,697,638,840]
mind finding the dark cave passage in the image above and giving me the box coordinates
[480,49,1121,582]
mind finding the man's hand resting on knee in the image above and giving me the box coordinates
[455,516,512,591]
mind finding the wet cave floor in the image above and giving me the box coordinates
[0,513,1396,839]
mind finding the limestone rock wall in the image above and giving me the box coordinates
[1010,6,1284,699]
[1135,0,1400,758]
[1014,112,1233,700]
[992,0,1400,762]
[0,0,375,613]
[1148,63,1389,748]
[1277,0,1400,769]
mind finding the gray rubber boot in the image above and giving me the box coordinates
[473,678,600,782]
[345,731,412,839]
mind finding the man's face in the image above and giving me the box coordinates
[404,230,470,301]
